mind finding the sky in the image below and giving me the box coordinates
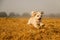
[0,0,60,15]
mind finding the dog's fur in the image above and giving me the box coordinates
[27,11,44,29]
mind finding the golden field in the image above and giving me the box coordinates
[0,18,60,40]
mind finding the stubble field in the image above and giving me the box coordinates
[0,18,60,40]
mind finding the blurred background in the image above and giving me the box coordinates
[0,0,60,18]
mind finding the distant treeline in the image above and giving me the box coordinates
[43,13,60,18]
[0,12,30,18]
[0,11,60,18]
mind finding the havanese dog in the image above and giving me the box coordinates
[27,11,44,29]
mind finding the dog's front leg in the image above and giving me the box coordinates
[40,22,44,27]
[33,23,40,29]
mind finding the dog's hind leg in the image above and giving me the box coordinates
[27,20,31,25]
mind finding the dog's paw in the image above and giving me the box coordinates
[27,22,30,24]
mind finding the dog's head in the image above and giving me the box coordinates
[31,11,44,20]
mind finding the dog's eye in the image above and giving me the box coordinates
[37,15,39,17]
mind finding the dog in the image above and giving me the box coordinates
[27,11,44,29]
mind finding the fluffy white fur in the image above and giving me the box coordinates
[27,11,44,29]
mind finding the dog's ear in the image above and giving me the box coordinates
[31,11,36,17]
[41,11,44,15]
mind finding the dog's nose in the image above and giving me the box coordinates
[38,18,41,20]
